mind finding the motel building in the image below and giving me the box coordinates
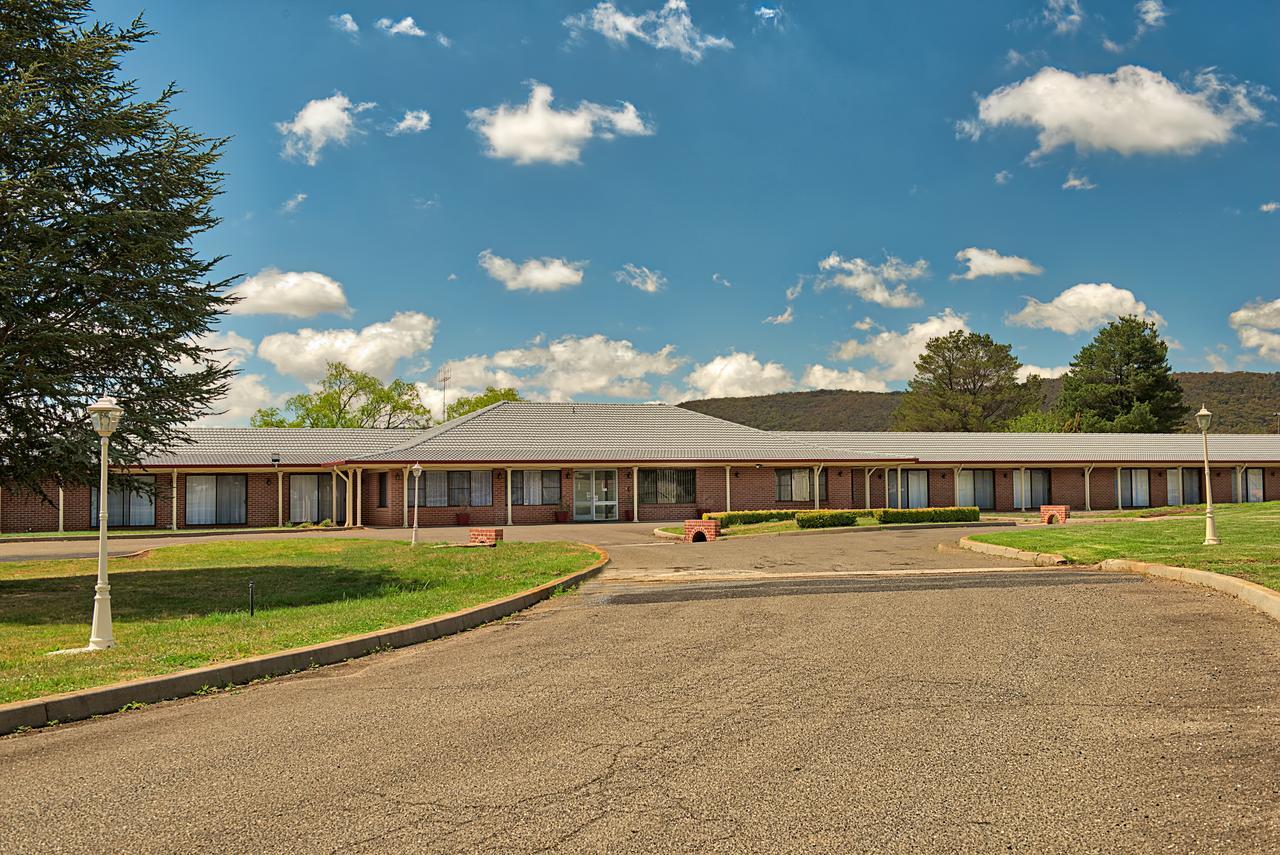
[1,402,1278,534]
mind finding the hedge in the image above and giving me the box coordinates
[794,510,880,529]
[702,509,802,526]
[878,506,980,524]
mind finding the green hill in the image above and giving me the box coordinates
[681,372,1280,434]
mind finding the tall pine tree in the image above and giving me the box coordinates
[1058,316,1188,432]
[0,1,235,495]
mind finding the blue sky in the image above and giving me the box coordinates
[93,0,1279,423]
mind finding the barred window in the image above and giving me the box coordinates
[638,469,696,504]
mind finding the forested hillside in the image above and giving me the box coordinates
[681,372,1280,434]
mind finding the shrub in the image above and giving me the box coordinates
[795,509,880,529]
[878,506,979,524]
[703,509,802,526]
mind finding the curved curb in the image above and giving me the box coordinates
[0,545,609,736]
[957,536,1068,567]
[1097,558,1280,624]
[652,527,682,541]
[653,520,1017,543]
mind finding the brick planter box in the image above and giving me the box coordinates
[468,528,503,546]
[1039,504,1070,525]
[683,519,721,542]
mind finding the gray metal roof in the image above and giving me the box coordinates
[354,402,905,464]
[140,428,427,468]
[778,431,1280,465]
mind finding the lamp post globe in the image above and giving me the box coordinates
[411,463,423,546]
[87,396,124,650]
[1196,405,1219,547]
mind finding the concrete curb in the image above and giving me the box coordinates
[957,536,1068,567]
[653,520,1017,542]
[1097,558,1280,624]
[0,546,609,736]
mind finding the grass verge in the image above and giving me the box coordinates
[970,501,1280,592]
[0,538,598,704]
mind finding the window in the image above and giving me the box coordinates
[775,469,828,503]
[510,470,561,505]
[448,471,470,507]
[186,474,246,525]
[956,470,995,510]
[639,469,696,504]
[1167,469,1181,505]
[1119,468,1150,508]
[289,474,345,524]
[377,472,388,508]
[91,475,156,527]
[1182,469,1202,505]
[1234,468,1265,503]
[413,470,492,507]
[1012,469,1051,508]
[888,469,929,509]
[470,470,493,506]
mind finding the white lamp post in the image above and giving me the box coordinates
[410,463,422,546]
[87,396,124,649]
[1196,405,1219,547]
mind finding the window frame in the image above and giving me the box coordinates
[90,474,156,528]
[774,468,827,503]
[185,474,248,526]
[638,468,696,505]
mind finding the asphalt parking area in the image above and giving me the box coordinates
[3,529,1279,852]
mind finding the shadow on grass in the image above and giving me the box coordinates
[0,564,414,625]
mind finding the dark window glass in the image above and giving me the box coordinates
[510,470,524,505]
[377,472,388,508]
[448,470,470,507]
[639,469,695,504]
[775,469,792,502]
[541,471,561,505]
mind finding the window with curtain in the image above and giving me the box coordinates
[1167,469,1182,505]
[1011,470,1051,508]
[1245,468,1264,502]
[510,470,560,505]
[1182,469,1202,505]
[887,470,928,508]
[470,470,492,506]
[186,475,247,525]
[775,469,827,502]
[447,471,470,506]
[956,470,995,510]
[1119,468,1150,508]
[414,470,491,506]
[638,469,696,504]
[91,475,156,527]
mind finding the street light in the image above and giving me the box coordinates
[1196,405,1219,547]
[87,396,124,649]
[410,463,422,546]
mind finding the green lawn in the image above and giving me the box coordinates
[970,501,1280,592]
[659,517,882,538]
[0,538,598,704]
[0,525,322,540]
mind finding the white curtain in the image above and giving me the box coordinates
[424,471,448,507]
[907,470,929,508]
[522,470,542,505]
[956,471,974,506]
[216,475,246,524]
[290,474,318,523]
[1167,469,1182,505]
[186,475,217,525]
[128,477,155,526]
[471,470,492,506]
[791,469,811,502]
[1247,468,1264,503]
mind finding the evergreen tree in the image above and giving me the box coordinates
[1058,316,1188,432]
[892,331,1043,431]
[0,1,235,494]
[251,363,432,429]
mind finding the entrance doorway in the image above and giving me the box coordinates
[573,469,618,521]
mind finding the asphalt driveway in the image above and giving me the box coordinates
[3,528,1279,852]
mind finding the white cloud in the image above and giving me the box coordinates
[1007,283,1164,334]
[436,33,452,48]
[376,16,426,37]
[257,311,437,382]
[1042,0,1083,34]
[713,272,732,288]
[564,0,732,63]
[194,374,284,427]
[440,334,683,399]
[1261,201,1279,213]
[1204,348,1230,372]
[390,110,432,135]
[1229,299,1280,361]
[801,364,889,392]
[1062,169,1097,190]
[277,92,375,166]
[785,280,803,301]
[478,249,586,292]
[962,66,1269,159]
[817,253,928,308]
[280,192,307,213]
[995,169,1013,184]
[834,308,969,381]
[754,5,784,29]
[952,247,1044,280]
[200,330,255,369]
[329,13,358,36]
[764,306,793,325]
[1016,364,1071,381]
[685,352,793,398]
[852,316,878,331]
[226,269,353,318]
[467,82,652,165]
[615,263,666,293]
[1107,1,1168,51]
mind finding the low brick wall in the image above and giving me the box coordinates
[684,519,720,542]
[1040,504,1070,524]
[468,528,503,546]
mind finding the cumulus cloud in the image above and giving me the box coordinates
[1261,201,1279,213]
[952,247,1044,281]
[1229,298,1280,361]
[438,334,683,400]
[277,92,375,166]
[1016,364,1071,381]
[390,110,432,134]
[685,352,793,398]
[226,269,353,318]
[834,308,970,381]
[1105,1,1169,52]
[1062,169,1097,190]
[467,82,652,165]
[1007,283,1164,334]
[995,169,1013,184]
[563,0,732,63]
[801,364,889,392]
[194,374,284,427]
[763,305,793,325]
[753,5,784,29]
[257,312,437,382]
[329,12,358,36]
[280,192,307,213]
[615,263,666,293]
[478,249,586,292]
[376,16,426,36]
[817,253,928,308]
[960,65,1269,159]
[712,272,732,288]
[1042,0,1083,34]
[785,280,804,301]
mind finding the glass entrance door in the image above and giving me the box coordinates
[573,470,619,521]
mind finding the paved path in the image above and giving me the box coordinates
[3,529,1280,852]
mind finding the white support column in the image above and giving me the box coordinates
[505,468,513,526]
[632,466,639,521]
[403,466,410,527]
[344,470,354,527]
[953,468,962,507]
[276,471,284,527]
[1175,466,1183,505]
[1116,468,1123,511]
[355,468,363,527]
[58,486,65,533]
[864,468,873,510]
[1019,467,1028,511]
[1236,465,1245,503]
[813,465,823,509]
[724,465,732,513]
[1084,465,1093,512]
